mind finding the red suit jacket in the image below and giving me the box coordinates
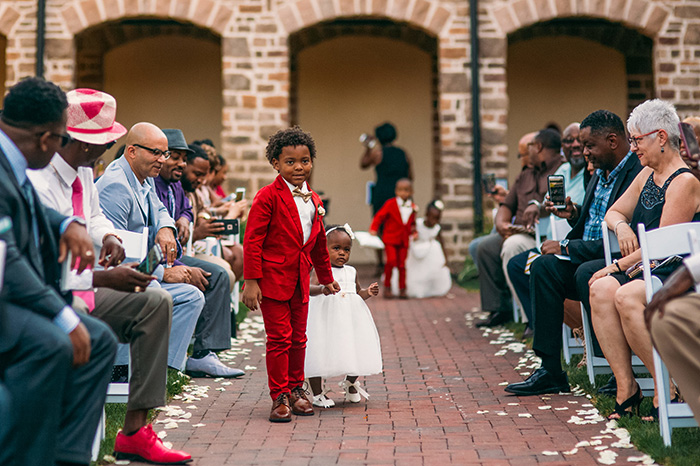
[369,197,416,248]
[244,175,334,303]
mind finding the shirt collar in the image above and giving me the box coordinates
[397,197,412,207]
[0,128,28,186]
[597,151,633,184]
[49,153,78,187]
[283,177,308,193]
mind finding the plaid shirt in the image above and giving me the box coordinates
[583,151,633,241]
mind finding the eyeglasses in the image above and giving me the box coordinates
[628,129,661,148]
[131,143,171,159]
[562,137,581,145]
[36,131,72,147]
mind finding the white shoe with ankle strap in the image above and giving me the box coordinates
[339,379,369,403]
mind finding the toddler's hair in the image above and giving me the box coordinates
[325,224,352,240]
[265,126,317,163]
[427,199,445,212]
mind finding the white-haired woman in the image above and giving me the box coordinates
[588,99,700,420]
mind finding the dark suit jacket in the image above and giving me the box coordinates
[565,154,643,265]
[243,175,334,303]
[0,148,70,352]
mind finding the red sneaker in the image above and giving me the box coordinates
[114,424,192,464]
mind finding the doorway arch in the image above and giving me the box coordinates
[290,19,439,263]
[75,18,223,155]
[506,18,653,180]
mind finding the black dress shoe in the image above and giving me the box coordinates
[475,312,512,328]
[504,368,570,395]
[597,375,617,396]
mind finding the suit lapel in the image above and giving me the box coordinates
[276,176,304,245]
[0,151,45,277]
[119,157,149,223]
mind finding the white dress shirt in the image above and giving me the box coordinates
[27,153,117,247]
[284,178,314,244]
[397,197,413,225]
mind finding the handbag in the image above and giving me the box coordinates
[625,255,683,279]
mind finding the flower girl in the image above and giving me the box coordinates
[404,200,452,298]
[305,224,383,407]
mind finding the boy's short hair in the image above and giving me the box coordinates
[265,126,317,163]
[2,77,67,128]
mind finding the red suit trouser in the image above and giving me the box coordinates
[384,244,408,289]
[260,283,308,400]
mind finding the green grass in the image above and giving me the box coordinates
[93,369,190,465]
[561,353,700,465]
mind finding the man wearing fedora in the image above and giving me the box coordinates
[154,128,244,378]
[28,88,192,464]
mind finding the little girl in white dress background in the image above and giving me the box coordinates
[305,224,383,408]
[404,200,452,298]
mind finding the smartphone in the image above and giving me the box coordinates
[214,219,239,235]
[481,174,496,194]
[495,177,508,191]
[136,244,164,275]
[548,174,566,209]
[679,122,700,161]
[234,187,246,202]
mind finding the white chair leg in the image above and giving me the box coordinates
[91,407,106,461]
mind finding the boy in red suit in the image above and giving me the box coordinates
[242,127,340,423]
[370,178,417,299]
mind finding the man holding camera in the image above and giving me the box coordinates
[475,129,563,328]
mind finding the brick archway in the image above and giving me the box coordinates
[60,0,234,36]
[488,0,670,37]
[278,0,453,36]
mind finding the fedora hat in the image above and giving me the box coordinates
[66,88,127,145]
[163,128,194,154]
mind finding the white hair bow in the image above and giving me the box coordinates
[326,223,355,240]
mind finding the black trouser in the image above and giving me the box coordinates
[530,256,606,372]
[507,250,535,324]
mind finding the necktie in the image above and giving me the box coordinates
[292,187,312,203]
[71,176,95,311]
[22,181,39,249]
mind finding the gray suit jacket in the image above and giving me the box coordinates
[0,148,70,352]
[95,155,176,259]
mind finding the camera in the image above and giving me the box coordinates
[359,133,377,149]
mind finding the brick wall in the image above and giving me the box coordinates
[2,0,700,265]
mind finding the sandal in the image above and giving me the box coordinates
[607,384,643,420]
[642,393,681,422]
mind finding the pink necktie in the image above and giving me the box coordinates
[71,177,95,312]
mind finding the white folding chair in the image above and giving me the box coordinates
[582,226,651,392]
[638,223,699,446]
[91,227,148,460]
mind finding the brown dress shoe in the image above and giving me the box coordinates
[269,393,292,423]
[289,386,315,416]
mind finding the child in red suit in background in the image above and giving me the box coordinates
[241,127,340,423]
[369,178,417,299]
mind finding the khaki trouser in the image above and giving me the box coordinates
[92,287,172,411]
[651,293,700,423]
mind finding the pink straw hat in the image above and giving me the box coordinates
[66,88,127,145]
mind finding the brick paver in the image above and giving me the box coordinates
[134,270,654,465]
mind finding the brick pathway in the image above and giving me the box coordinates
[137,272,656,466]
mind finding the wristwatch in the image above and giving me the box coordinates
[559,239,570,256]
